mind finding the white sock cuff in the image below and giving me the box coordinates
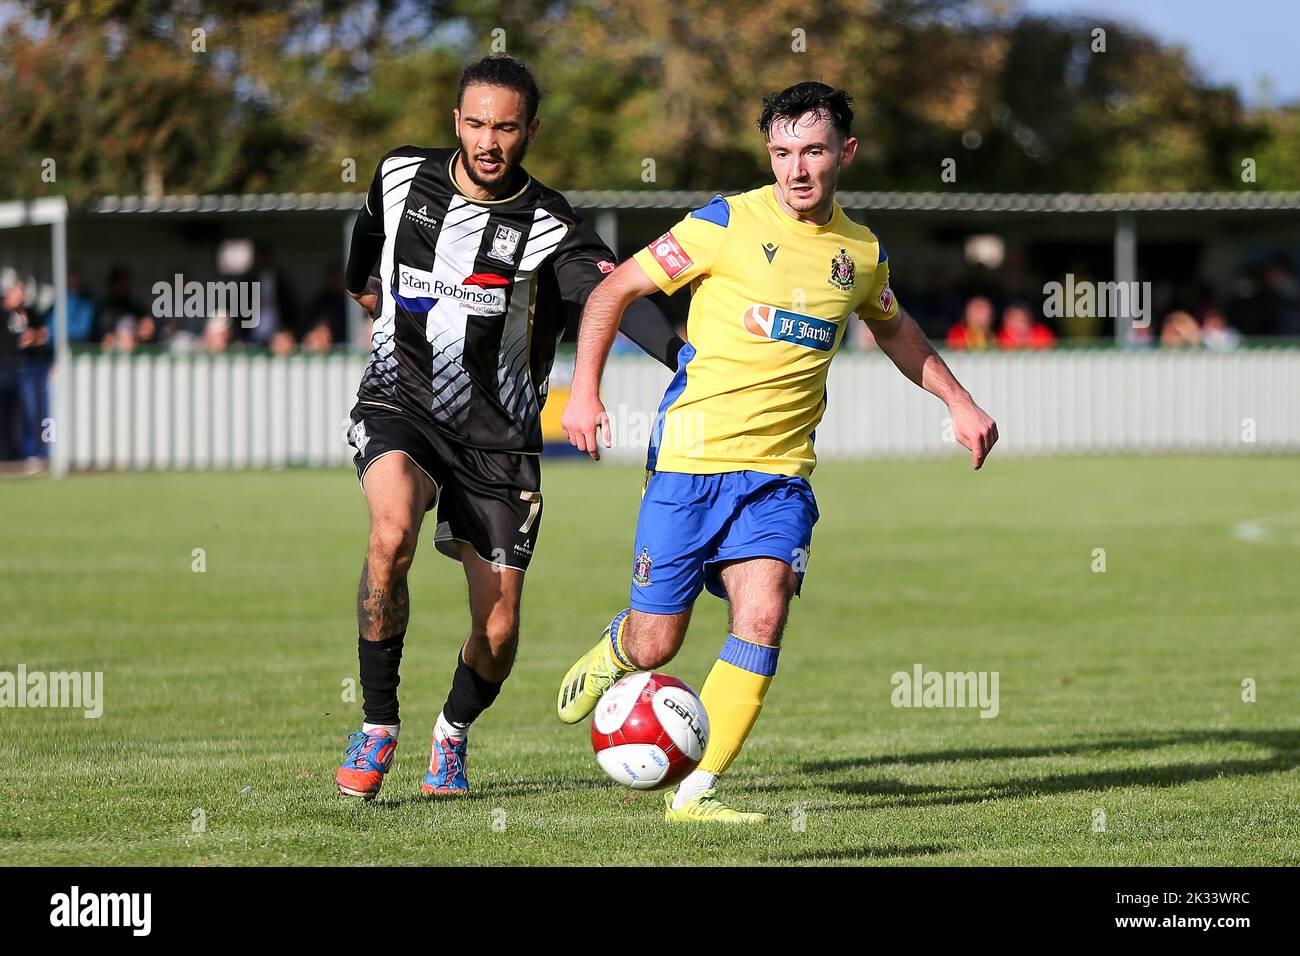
[434,710,468,742]
[673,769,718,809]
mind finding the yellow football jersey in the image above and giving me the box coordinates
[632,184,898,478]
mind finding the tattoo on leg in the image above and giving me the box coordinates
[357,557,410,641]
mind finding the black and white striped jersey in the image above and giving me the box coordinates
[346,145,646,453]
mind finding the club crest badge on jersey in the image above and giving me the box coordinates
[633,548,653,586]
[828,248,856,291]
[488,224,522,263]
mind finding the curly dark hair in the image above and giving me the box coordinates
[757,82,853,141]
[458,55,542,123]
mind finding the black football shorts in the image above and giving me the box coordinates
[347,402,543,571]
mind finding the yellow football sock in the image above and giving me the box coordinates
[697,634,779,775]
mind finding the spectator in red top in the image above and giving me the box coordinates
[946,296,996,350]
[997,301,1057,350]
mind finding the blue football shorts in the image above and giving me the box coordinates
[628,470,819,615]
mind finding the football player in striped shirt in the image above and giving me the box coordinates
[556,82,998,822]
[335,55,681,800]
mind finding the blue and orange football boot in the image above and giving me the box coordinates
[335,728,397,800]
[421,732,469,796]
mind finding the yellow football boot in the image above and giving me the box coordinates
[663,788,767,824]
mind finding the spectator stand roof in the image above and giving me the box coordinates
[79,190,1300,215]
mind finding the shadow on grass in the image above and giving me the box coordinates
[363,776,612,808]
[796,729,1300,808]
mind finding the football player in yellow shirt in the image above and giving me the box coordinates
[556,82,998,822]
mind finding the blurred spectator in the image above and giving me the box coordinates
[151,305,185,348]
[112,318,140,353]
[1200,309,1242,351]
[1,280,25,460]
[18,283,51,470]
[270,328,296,356]
[892,262,941,340]
[96,266,153,352]
[167,328,198,353]
[301,321,334,353]
[241,243,298,347]
[201,314,233,354]
[1160,310,1201,348]
[927,271,966,340]
[1260,259,1300,336]
[1000,250,1037,310]
[835,248,1300,345]
[305,263,348,347]
[946,296,996,350]
[997,302,1057,350]
[66,265,98,344]
[1226,267,1268,337]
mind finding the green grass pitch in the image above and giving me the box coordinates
[2,455,1297,865]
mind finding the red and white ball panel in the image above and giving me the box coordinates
[592,671,653,736]
[595,744,673,790]
[591,672,710,791]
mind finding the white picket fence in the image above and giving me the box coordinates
[57,348,1300,472]
[63,351,359,471]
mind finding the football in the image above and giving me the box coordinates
[591,672,709,790]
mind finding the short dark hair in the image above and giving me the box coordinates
[757,82,853,141]
[458,55,542,124]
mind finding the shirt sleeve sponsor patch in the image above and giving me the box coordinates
[879,286,895,313]
[596,259,616,274]
[648,231,694,280]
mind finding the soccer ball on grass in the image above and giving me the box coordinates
[590,671,709,790]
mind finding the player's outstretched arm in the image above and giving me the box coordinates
[867,308,1000,470]
[562,258,661,460]
[345,157,388,315]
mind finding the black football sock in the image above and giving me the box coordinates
[358,633,404,726]
[440,651,506,732]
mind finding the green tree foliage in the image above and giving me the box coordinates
[2,0,1297,200]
